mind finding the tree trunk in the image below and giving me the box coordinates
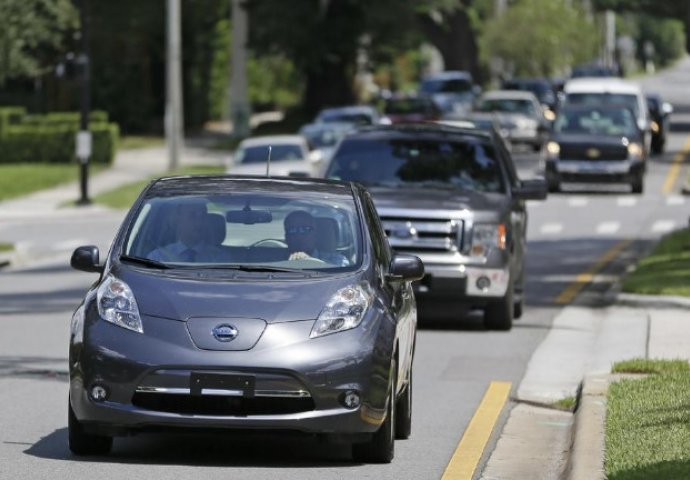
[417,7,481,82]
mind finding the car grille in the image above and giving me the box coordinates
[559,144,628,161]
[132,392,315,416]
[381,216,464,252]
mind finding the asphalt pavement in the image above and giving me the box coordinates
[1,83,690,478]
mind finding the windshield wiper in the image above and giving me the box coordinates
[120,255,172,269]
[197,264,311,273]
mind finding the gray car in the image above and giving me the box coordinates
[68,176,423,463]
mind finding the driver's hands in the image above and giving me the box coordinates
[288,251,313,261]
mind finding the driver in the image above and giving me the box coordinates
[284,210,348,266]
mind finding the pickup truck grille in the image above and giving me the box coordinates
[559,144,628,161]
[381,216,464,252]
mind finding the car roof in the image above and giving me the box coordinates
[239,135,307,147]
[480,90,539,101]
[318,105,376,115]
[423,70,473,81]
[344,123,493,142]
[564,77,642,95]
[146,175,356,197]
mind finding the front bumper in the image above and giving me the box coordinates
[546,158,644,183]
[70,307,393,436]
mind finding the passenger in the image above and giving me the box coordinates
[148,202,226,263]
[284,210,348,266]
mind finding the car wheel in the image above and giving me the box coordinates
[483,285,514,331]
[68,397,112,456]
[547,181,560,193]
[631,175,644,194]
[513,298,523,319]
[651,138,664,155]
[395,369,412,440]
[352,362,396,463]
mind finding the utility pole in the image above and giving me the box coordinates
[75,0,91,205]
[604,10,616,69]
[230,0,250,140]
[166,0,184,171]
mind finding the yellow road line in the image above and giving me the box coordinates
[441,381,511,480]
[555,239,632,305]
[661,134,690,194]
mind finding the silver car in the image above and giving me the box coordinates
[68,176,423,463]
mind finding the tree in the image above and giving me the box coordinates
[480,0,600,78]
[0,0,78,87]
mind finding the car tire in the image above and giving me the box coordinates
[483,285,514,331]
[631,175,644,194]
[513,298,523,319]
[68,397,112,456]
[651,137,664,155]
[395,369,412,440]
[352,362,396,463]
[547,181,560,193]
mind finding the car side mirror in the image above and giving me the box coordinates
[387,254,424,282]
[513,178,548,201]
[71,245,103,273]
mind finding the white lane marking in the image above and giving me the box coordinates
[596,222,620,235]
[617,197,637,207]
[568,197,588,207]
[540,223,563,235]
[651,220,676,233]
[666,196,685,206]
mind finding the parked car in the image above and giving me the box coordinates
[440,111,512,151]
[324,123,547,330]
[382,95,442,124]
[68,176,424,463]
[544,104,646,193]
[314,105,385,126]
[474,90,549,151]
[227,135,317,177]
[298,121,355,165]
[646,93,673,155]
[418,70,479,114]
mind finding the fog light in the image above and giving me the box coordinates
[90,384,108,402]
[341,390,361,409]
[476,276,491,291]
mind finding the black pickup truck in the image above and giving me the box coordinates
[324,124,547,330]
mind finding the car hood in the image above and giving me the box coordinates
[368,186,507,213]
[114,266,363,323]
[551,133,638,146]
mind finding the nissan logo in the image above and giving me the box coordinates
[212,324,239,342]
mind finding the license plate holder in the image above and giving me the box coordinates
[190,372,255,398]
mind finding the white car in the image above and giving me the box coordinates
[227,135,318,177]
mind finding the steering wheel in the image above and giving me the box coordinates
[250,239,288,248]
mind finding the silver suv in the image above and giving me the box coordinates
[324,124,547,330]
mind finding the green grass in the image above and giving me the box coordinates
[0,164,106,202]
[606,359,690,479]
[0,243,13,252]
[118,136,165,150]
[93,165,224,209]
[551,396,577,412]
[622,228,690,297]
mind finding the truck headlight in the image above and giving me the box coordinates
[310,283,372,338]
[627,142,643,158]
[471,224,506,257]
[97,275,143,333]
[546,141,560,157]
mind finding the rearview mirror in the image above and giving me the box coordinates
[71,245,103,273]
[226,209,272,224]
[662,102,673,116]
[513,178,548,201]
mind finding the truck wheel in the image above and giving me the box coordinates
[483,287,514,331]
[513,298,523,319]
[68,397,112,456]
[631,174,644,194]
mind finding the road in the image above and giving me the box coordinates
[1,60,689,479]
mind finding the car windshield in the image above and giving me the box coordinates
[236,144,304,164]
[565,93,639,117]
[123,188,361,271]
[476,98,536,116]
[326,136,505,193]
[420,78,472,94]
[554,108,638,137]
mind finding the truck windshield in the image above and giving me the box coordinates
[326,137,505,193]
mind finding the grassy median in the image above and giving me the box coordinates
[0,164,105,202]
[606,359,690,479]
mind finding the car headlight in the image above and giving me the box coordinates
[310,283,372,338]
[471,224,506,258]
[96,275,143,333]
[546,141,560,157]
[627,142,643,158]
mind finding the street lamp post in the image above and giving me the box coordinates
[75,0,92,205]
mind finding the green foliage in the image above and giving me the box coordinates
[622,228,690,296]
[0,107,119,164]
[0,163,103,201]
[636,16,686,67]
[613,358,690,374]
[480,0,600,77]
[0,0,78,86]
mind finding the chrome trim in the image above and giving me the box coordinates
[135,386,312,398]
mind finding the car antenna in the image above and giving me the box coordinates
[265,145,272,178]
